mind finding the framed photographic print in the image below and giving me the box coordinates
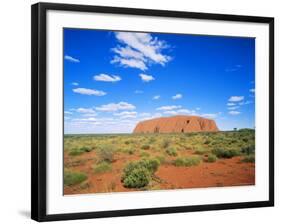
[31,2,274,222]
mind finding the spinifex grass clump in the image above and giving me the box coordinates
[173,156,201,167]
[211,148,240,158]
[194,148,209,155]
[68,146,92,156]
[165,147,178,156]
[161,139,170,149]
[97,145,115,163]
[93,161,112,173]
[64,171,87,186]
[141,144,150,150]
[121,159,160,188]
[241,154,255,163]
[206,153,217,163]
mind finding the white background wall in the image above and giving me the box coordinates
[0,0,279,223]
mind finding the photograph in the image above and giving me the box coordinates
[63,28,256,195]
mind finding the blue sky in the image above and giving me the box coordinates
[64,28,255,134]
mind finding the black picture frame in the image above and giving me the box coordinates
[31,2,274,222]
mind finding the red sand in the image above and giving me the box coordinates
[64,151,255,195]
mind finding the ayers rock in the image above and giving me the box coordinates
[133,115,219,133]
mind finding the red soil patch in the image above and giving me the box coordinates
[156,156,255,189]
[64,151,255,195]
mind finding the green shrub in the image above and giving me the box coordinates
[165,147,178,156]
[148,137,156,144]
[68,148,84,156]
[123,167,151,188]
[194,148,208,155]
[173,156,201,167]
[204,139,211,144]
[241,145,255,155]
[68,146,92,156]
[80,146,92,152]
[207,153,217,163]
[93,161,112,173]
[212,148,240,158]
[126,148,135,155]
[64,171,87,186]
[141,144,150,150]
[161,139,170,148]
[241,154,255,163]
[154,155,166,164]
[140,151,150,158]
[97,145,114,163]
[121,159,160,188]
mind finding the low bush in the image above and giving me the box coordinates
[140,151,150,158]
[194,148,208,155]
[211,148,240,158]
[93,161,112,173]
[161,139,170,149]
[173,156,201,167]
[125,148,135,155]
[80,146,92,152]
[148,137,156,144]
[121,159,160,188]
[206,153,217,163]
[123,167,151,188]
[204,139,211,144]
[165,147,178,156]
[241,145,255,155]
[241,154,255,163]
[64,171,87,186]
[154,155,166,164]
[68,146,92,156]
[141,144,150,150]
[97,145,114,163]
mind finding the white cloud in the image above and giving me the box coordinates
[112,46,145,61]
[250,88,255,93]
[114,111,137,116]
[163,110,178,115]
[201,113,219,119]
[164,109,196,115]
[228,96,244,102]
[239,100,252,106]
[93,73,121,82]
[111,57,147,70]
[64,111,72,115]
[64,55,80,63]
[172,94,182,100]
[142,112,162,120]
[177,109,195,114]
[96,102,136,112]
[228,106,240,110]
[139,112,151,117]
[111,32,171,70]
[134,90,143,94]
[71,82,79,86]
[76,108,96,114]
[227,102,236,106]
[72,88,106,96]
[229,111,241,115]
[153,95,160,100]
[157,105,182,111]
[139,73,155,82]
[72,117,98,122]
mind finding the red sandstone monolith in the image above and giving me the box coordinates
[133,115,219,133]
